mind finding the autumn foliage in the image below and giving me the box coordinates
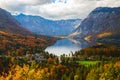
[0,31,56,56]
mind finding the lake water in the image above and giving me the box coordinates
[45,38,92,56]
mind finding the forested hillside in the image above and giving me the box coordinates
[0,44,119,80]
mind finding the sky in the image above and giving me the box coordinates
[0,0,120,20]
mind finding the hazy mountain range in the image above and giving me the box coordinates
[14,14,81,36]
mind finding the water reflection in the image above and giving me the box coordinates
[45,38,92,56]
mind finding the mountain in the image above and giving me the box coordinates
[14,14,81,36]
[0,8,33,35]
[70,7,120,44]
[0,8,57,55]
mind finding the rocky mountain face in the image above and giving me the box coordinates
[14,14,81,36]
[0,8,33,35]
[70,7,120,43]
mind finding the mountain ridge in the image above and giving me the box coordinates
[70,7,120,45]
[14,14,81,36]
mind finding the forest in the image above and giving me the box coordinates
[0,38,120,80]
[0,1,120,80]
[0,31,56,56]
[0,25,119,80]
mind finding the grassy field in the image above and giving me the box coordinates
[78,61,101,67]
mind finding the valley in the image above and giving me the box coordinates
[0,4,120,80]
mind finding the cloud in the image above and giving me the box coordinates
[0,0,51,13]
[96,0,120,7]
[0,0,120,20]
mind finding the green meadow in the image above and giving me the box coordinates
[78,61,101,67]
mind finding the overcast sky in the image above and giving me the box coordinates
[0,0,120,20]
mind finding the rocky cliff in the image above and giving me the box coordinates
[70,7,120,44]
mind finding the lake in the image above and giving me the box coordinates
[45,38,93,56]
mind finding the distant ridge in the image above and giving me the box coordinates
[14,13,81,36]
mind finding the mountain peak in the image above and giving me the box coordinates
[91,7,120,14]
[18,13,26,16]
